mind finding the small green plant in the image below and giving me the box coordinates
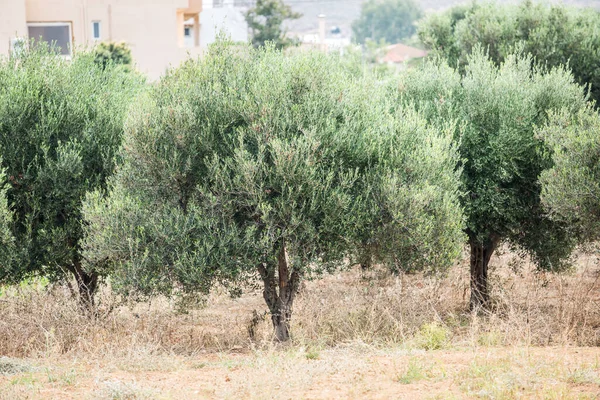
[98,380,154,400]
[45,367,77,386]
[566,367,600,385]
[10,373,37,386]
[398,357,426,384]
[459,357,513,397]
[416,323,450,350]
[305,348,320,360]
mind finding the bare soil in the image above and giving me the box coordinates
[2,347,600,399]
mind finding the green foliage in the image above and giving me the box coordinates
[400,49,588,270]
[245,0,301,49]
[82,41,464,301]
[94,41,133,71]
[540,108,600,243]
[418,0,600,105]
[0,167,15,271]
[415,323,450,350]
[352,0,423,45]
[398,358,427,383]
[0,44,143,286]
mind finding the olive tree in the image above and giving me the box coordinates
[418,0,600,105]
[82,43,464,341]
[0,46,142,307]
[540,108,600,243]
[400,50,589,309]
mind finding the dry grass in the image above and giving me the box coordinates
[0,247,599,360]
[1,249,600,398]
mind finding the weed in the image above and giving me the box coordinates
[305,348,320,360]
[477,330,502,347]
[567,367,600,385]
[416,323,450,350]
[398,357,427,384]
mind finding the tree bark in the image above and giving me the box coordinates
[469,236,498,311]
[69,258,99,313]
[257,240,299,342]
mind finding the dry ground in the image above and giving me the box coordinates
[1,248,600,399]
[1,347,600,399]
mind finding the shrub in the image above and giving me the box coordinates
[415,323,450,350]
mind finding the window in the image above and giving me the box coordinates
[184,27,191,37]
[92,21,101,40]
[27,22,72,56]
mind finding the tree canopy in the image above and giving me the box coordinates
[353,0,423,45]
[418,0,600,105]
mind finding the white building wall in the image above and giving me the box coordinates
[200,0,248,47]
[0,0,28,56]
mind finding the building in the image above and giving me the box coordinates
[380,43,428,68]
[298,15,352,55]
[199,0,248,48]
[0,0,203,79]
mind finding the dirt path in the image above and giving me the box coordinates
[2,346,600,399]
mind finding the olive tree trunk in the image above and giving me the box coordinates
[257,240,299,342]
[469,236,498,311]
[67,258,99,313]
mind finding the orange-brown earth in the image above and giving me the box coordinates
[2,347,600,399]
